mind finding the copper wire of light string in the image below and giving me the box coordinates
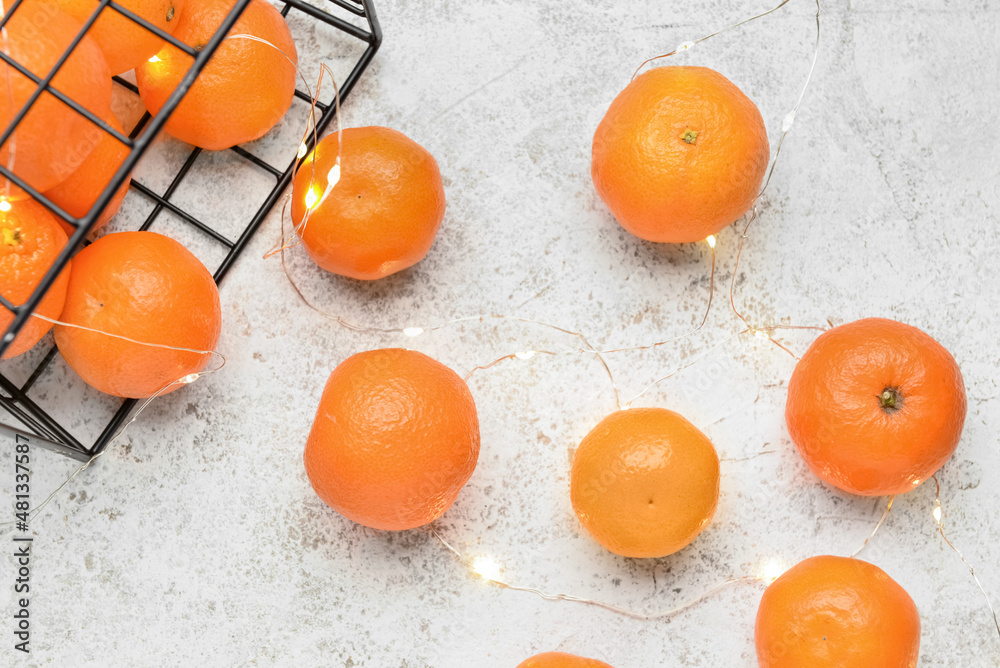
[630,0,796,81]
[427,525,762,621]
[848,495,895,559]
[729,0,822,333]
[932,476,1000,641]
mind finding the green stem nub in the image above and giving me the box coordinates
[682,129,699,144]
[879,388,900,410]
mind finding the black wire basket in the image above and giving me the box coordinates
[0,0,380,460]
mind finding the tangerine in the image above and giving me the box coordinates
[290,126,446,280]
[785,318,966,496]
[0,0,112,195]
[570,407,720,558]
[304,348,480,531]
[755,555,920,667]
[54,231,221,398]
[43,114,131,237]
[50,0,186,75]
[135,0,297,150]
[592,66,769,243]
[0,199,71,358]
[516,652,614,668]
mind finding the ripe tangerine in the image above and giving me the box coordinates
[785,318,966,496]
[570,407,720,558]
[592,66,769,243]
[304,348,480,531]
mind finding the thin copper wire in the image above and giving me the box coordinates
[729,0,822,330]
[428,525,760,621]
[932,476,1000,641]
[586,245,716,356]
[849,495,895,558]
[630,0,796,81]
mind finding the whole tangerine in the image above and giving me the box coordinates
[135,0,297,150]
[785,317,966,496]
[592,66,769,243]
[54,231,221,398]
[304,348,480,531]
[291,126,446,280]
[570,407,720,558]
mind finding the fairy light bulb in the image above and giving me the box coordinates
[403,327,423,337]
[179,373,200,384]
[676,40,696,52]
[304,187,321,211]
[327,162,341,188]
[933,502,942,525]
[706,235,716,249]
[781,109,797,132]
[515,350,535,360]
[471,556,502,582]
[754,329,769,340]
[761,559,784,583]
[148,54,161,63]
[0,199,10,212]
[297,142,308,159]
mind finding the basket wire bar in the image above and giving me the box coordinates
[0,0,381,460]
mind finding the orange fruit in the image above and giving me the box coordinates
[49,0,186,75]
[43,115,131,237]
[0,200,71,358]
[785,317,966,496]
[304,348,480,530]
[755,555,920,667]
[0,0,112,195]
[570,407,720,558]
[135,0,297,150]
[516,652,615,668]
[591,65,769,243]
[290,126,446,280]
[54,231,221,398]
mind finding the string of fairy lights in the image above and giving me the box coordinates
[1,0,997,652]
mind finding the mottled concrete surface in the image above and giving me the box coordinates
[2,0,999,665]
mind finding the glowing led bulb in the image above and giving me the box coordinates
[0,199,10,212]
[403,327,423,338]
[933,503,942,524]
[706,235,716,249]
[761,559,784,583]
[297,142,308,159]
[471,556,502,582]
[676,40,696,52]
[179,373,200,384]
[781,110,797,133]
[304,187,321,211]
[327,163,341,188]
[753,329,769,340]
[148,55,161,63]
[515,350,535,360]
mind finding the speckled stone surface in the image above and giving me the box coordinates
[2,0,999,665]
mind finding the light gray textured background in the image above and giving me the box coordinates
[2,0,999,665]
